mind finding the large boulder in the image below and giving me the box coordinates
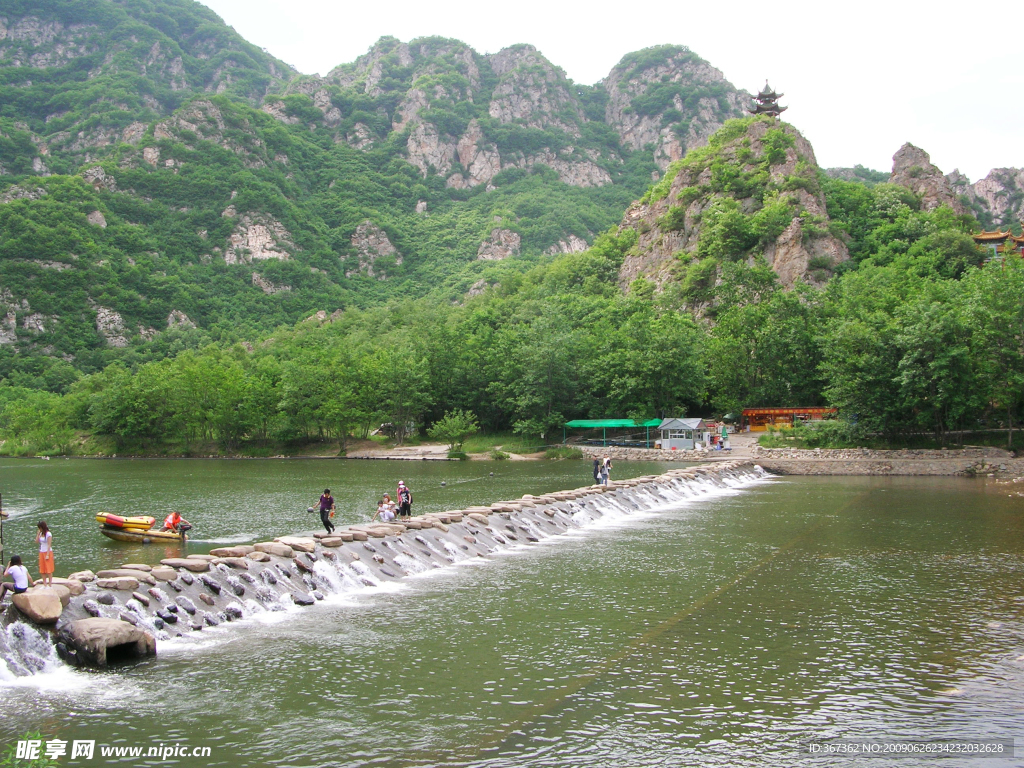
[49,577,86,596]
[12,590,63,624]
[56,617,156,668]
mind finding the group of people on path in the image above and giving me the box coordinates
[314,480,414,533]
[593,456,612,485]
[0,520,54,602]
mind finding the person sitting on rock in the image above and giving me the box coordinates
[162,510,190,533]
[372,494,397,522]
[0,555,33,602]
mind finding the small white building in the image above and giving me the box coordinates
[656,418,711,450]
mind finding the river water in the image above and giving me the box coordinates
[0,459,1022,767]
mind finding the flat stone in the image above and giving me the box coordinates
[349,530,368,541]
[67,570,96,582]
[245,551,271,562]
[186,554,218,562]
[12,591,63,624]
[119,563,152,572]
[132,591,151,607]
[212,557,249,570]
[96,577,140,591]
[97,569,156,585]
[209,546,246,557]
[320,536,344,547]
[151,567,177,581]
[468,513,488,523]
[253,542,294,558]
[275,536,316,553]
[159,558,210,572]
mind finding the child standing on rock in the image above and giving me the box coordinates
[36,521,54,587]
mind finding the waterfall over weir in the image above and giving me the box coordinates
[0,461,767,679]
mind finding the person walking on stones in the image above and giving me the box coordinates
[318,489,336,534]
[36,520,54,587]
[593,457,601,484]
[0,555,33,602]
[396,481,412,518]
[601,456,612,486]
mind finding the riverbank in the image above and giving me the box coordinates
[578,443,1024,476]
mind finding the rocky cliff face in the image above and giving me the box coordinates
[888,143,965,214]
[0,3,292,166]
[313,38,748,196]
[947,167,1024,230]
[603,46,749,170]
[617,117,848,294]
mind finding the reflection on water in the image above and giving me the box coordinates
[1,465,1023,767]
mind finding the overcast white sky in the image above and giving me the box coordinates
[202,0,1021,182]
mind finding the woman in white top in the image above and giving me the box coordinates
[36,520,54,587]
[1,555,33,601]
[372,494,397,522]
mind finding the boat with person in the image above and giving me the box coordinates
[95,512,190,543]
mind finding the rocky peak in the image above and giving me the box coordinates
[947,167,1024,230]
[485,45,586,137]
[888,143,965,214]
[602,45,748,170]
[617,117,848,294]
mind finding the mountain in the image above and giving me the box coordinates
[0,0,756,386]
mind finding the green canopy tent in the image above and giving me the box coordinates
[563,419,663,447]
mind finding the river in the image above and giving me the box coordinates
[0,459,1022,766]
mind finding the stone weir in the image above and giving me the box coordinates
[0,461,761,673]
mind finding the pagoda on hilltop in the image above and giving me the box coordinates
[972,229,1024,257]
[748,82,787,118]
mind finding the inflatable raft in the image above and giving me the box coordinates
[95,513,157,531]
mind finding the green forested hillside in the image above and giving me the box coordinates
[3,154,1017,457]
[0,1,754,386]
[1,1,1019,456]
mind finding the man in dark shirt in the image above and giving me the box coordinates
[319,489,335,534]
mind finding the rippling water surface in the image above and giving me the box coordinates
[1,461,1023,767]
